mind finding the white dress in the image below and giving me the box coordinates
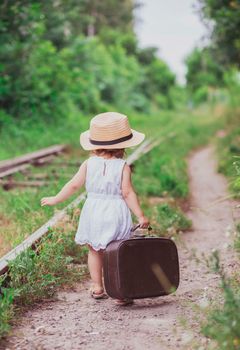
[74,156,133,250]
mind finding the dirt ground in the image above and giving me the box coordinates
[2,146,239,350]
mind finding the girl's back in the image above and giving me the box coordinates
[86,156,126,197]
[74,155,132,250]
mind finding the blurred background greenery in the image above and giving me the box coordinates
[0,1,176,125]
[0,1,239,248]
[0,1,240,344]
[0,0,240,268]
[0,0,239,118]
[0,1,239,154]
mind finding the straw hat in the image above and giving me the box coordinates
[80,112,145,150]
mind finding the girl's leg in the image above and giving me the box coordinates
[88,246,104,293]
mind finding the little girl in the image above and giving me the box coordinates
[41,112,149,305]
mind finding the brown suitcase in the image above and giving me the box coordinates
[103,230,180,299]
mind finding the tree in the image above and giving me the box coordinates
[136,47,159,65]
[185,47,224,92]
[198,0,240,67]
[0,0,176,120]
[81,0,140,37]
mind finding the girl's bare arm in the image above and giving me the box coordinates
[121,164,149,228]
[41,160,87,206]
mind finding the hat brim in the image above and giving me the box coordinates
[80,129,145,150]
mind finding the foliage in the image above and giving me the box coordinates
[186,0,240,103]
[0,102,224,338]
[202,251,240,350]
[216,69,240,197]
[151,203,191,235]
[0,0,138,48]
[233,159,240,196]
[8,229,78,304]
[198,0,240,67]
[0,281,17,337]
[234,223,240,254]
[132,109,222,198]
[199,68,240,349]
[185,46,225,104]
[136,47,176,109]
[0,210,87,337]
[224,68,240,108]
[0,107,219,256]
[0,1,176,122]
[186,47,224,92]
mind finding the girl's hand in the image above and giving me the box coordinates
[138,215,150,229]
[41,196,57,207]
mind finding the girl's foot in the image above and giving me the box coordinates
[115,298,134,306]
[90,287,108,300]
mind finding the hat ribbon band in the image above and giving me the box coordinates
[90,133,133,146]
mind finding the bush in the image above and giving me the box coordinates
[192,86,209,104]
[0,25,176,122]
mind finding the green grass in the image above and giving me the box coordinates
[144,201,191,236]
[199,102,240,349]
[0,109,89,160]
[216,108,240,197]
[0,157,86,256]
[0,207,88,338]
[0,105,224,339]
[234,223,240,253]
[0,283,15,337]
[133,107,224,198]
[0,107,223,256]
[200,251,240,350]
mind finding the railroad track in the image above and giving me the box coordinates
[0,136,169,276]
[0,145,82,190]
[0,140,149,275]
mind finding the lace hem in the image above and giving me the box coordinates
[74,239,109,251]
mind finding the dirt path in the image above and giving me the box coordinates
[2,146,239,350]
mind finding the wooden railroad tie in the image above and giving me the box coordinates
[0,179,51,191]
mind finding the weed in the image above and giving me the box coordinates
[216,108,240,198]
[234,223,240,253]
[142,201,191,236]
[0,277,18,337]
[201,251,240,350]
[0,209,88,337]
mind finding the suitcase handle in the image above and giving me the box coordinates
[130,224,152,232]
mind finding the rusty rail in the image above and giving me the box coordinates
[0,144,66,175]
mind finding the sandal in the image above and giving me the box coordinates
[115,298,134,306]
[90,289,108,300]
